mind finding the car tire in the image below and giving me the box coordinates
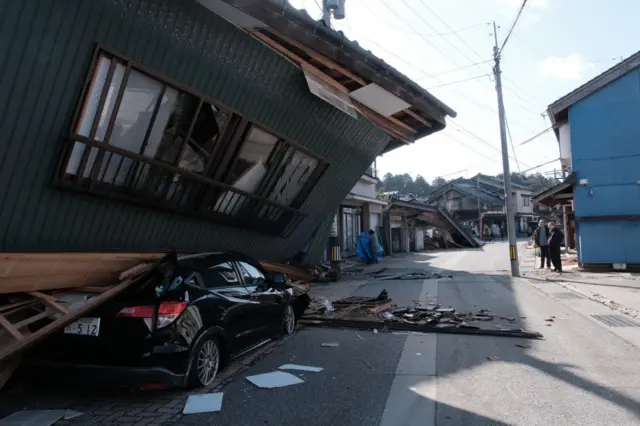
[283,303,296,335]
[186,331,222,389]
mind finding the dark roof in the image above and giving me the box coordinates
[548,50,640,126]
[532,172,576,206]
[452,184,505,206]
[473,174,531,191]
[219,0,456,126]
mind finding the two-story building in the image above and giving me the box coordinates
[535,50,640,269]
[0,0,457,292]
[427,174,535,235]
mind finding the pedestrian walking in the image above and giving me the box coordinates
[533,220,551,269]
[548,222,564,273]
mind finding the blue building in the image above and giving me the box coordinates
[536,51,640,270]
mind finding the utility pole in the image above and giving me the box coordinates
[322,0,346,28]
[476,174,482,235]
[492,21,520,277]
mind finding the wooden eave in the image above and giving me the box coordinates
[250,28,436,145]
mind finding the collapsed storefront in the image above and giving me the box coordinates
[380,200,481,254]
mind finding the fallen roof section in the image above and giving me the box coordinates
[386,200,481,248]
[201,0,456,152]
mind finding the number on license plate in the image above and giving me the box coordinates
[64,317,101,336]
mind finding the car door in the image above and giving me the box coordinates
[199,258,265,353]
[235,260,284,338]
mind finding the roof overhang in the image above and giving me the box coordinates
[532,172,576,207]
[547,50,640,136]
[344,193,387,206]
[198,0,456,153]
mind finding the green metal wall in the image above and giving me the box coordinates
[0,0,388,263]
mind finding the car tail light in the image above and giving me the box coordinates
[117,301,187,330]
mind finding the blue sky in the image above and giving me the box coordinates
[287,0,640,181]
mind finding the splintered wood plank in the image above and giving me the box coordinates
[28,291,69,315]
[0,313,23,341]
[0,276,137,362]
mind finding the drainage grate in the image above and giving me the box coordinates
[591,314,640,327]
[552,292,585,300]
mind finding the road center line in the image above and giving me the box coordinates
[378,279,438,426]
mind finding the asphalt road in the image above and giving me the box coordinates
[178,242,640,426]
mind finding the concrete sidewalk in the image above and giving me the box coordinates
[520,243,640,319]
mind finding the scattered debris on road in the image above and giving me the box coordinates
[278,364,323,372]
[246,371,305,389]
[0,408,83,425]
[182,393,224,415]
[487,356,500,361]
[321,342,340,347]
[301,291,543,339]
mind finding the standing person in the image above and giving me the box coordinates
[368,229,380,264]
[548,222,564,273]
[500,224,505,241]
[533,220,551,269]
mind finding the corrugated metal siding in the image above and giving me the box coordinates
[570,68,640,217]
[0,0,388,263]
[569,66,640,264]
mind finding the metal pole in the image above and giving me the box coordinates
[329,213,341,281]
[476,174,481,236]
[492,21,520,277]
[322,0,331,27]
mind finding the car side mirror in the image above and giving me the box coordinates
[272,273,287,284]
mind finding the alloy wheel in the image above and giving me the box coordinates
[284,304,296,335]
[196,340,219,386]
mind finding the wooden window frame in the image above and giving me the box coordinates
[55,46,332,236]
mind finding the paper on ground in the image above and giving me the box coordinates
[279,364,323,372]
[0,410,66,426]
[182,393,224,415]
[246,371,304,388]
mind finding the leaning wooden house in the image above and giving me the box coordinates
[0,0,455,294]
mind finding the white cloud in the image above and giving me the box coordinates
[538,54,592,80]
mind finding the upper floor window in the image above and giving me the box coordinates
[522,195,531,207]
[57,49,328,236]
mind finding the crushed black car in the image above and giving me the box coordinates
[25,252,310,389]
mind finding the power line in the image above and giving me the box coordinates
[517,126,553,146]
[499,0,528,53]
[429,59,493,76]
[427,74,490,89]
[520,157,560,173]
[374,0,537,133]
[452,123,532,169]
[505,114,521,172]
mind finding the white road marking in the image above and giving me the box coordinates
[379,279,438,426]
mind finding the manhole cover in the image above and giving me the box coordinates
[552,292,584,300]
[591,314,640,327]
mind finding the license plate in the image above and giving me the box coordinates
[64,317,101,336]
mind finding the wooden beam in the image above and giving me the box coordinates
[28,291,69,315]
[403,109,432,127]
[0,275,139,362]
[250,30,415,142]
[264,28,367,86]
[0,314,23,341]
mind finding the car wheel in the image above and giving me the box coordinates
[283,304,296,335]
[187,333,221,388]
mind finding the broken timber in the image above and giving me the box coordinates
[298,316,543,339]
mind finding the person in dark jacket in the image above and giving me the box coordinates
[548,222,564,272]
[533,220,551,269]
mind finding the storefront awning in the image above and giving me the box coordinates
[532,172,576,207]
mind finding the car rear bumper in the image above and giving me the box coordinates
[25,359,187,389]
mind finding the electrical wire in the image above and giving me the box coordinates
[427,74,490,89]
[499,0,528,54]
[520,157,560,173]
[517,126,553,146]
[505,114,521,172]
[452,123,532,169]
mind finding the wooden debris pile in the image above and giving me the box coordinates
[300,291,543,339]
